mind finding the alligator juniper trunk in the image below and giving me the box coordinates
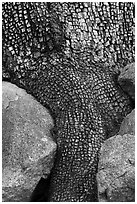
[2,2,134,202]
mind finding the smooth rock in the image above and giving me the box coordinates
[97,133,135,202]
[2,82,57,202]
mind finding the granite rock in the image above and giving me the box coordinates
[2,82,57,202]
[97,110,135,202]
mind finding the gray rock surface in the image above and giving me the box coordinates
[118,62,135,101]
[119,109,135,136]
[2,82,57,202]
[97,110,135,202]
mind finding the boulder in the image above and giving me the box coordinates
[119,109,135,135]
[97,110,135,202]
[118,62,135,101]
[2,82,57,202]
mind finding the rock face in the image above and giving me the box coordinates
[2,82,56,202]
[97,110,135,202]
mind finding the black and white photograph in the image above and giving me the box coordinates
[2,1,135,202]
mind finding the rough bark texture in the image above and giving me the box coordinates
[2,2,134,202]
